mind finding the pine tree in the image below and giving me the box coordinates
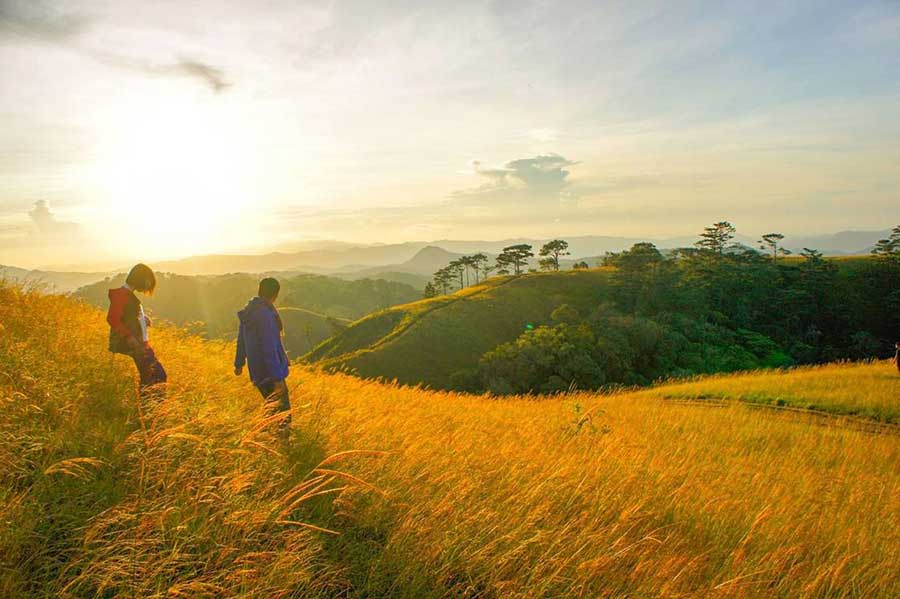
[696,221,737,254]
[538,239,569,271]
[759,233,791,263]
[497,244,533,275]
[470,253,489,283]
[872,226,900,260]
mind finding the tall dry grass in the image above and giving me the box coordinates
[293,369,900,598]
[0,282,370,597]
[2,282,899,597]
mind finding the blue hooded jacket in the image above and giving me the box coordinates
[235,297,289,385]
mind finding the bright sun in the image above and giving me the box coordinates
[93,89,260,258]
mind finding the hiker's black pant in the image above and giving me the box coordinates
[256,379,291,430]
[130,344,167,401]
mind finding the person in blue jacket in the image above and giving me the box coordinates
[234,277,291,430]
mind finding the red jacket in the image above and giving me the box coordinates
[107,287,143,354]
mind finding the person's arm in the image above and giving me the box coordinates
[107,290,140,351]
[234,323,246,374]
[260,309,285,381]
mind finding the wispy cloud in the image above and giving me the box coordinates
[0,0,87,39]
[0,0,230,92]
[84,50,230,93]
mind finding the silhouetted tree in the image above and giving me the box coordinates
[433,267,453,294]
[538,239,569,271]
[470,253,489,283]
[572,261,589,270]
[423,282,437,298]
[603,243,667,313]
[497,244,533,275]
[872,226,900,261]
[604,242,663,272]
[759,233,790,263]
[448,260,465,289]
[495,253,513,275]
[696,221,737,254]
[800,248,824,263]
[459,255,478,287]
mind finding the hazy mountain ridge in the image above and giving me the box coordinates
[3,229,890,287]
[148,229,896,277]
[0,265,116,292]
[336,246,469,277]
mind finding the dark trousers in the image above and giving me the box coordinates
[131,344,167,399]
[256,379,291,430]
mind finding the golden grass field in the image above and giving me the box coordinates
[2,282,899,597]
[635,362,900,423]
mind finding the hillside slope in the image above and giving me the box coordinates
[2,283,900,597]
[306,268,616,388]
[280,307,350,357]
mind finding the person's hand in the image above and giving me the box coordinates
[234,365,243,376]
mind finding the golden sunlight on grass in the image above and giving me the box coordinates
[296,371,900,597]
[0,284,359,596]
[2,282,899,597]
[636,362,900,422]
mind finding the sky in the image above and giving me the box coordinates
[1,0,899,269]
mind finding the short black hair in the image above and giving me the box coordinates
[126,263,157,294]
[258,277,280,299]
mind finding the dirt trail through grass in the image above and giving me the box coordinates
[638,361,900,423]
[661,395,900,435]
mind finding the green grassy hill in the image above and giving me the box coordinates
[305,268,615,388]
[279,307,350,358]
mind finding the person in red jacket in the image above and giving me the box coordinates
[107,264,167,398]
[895,342,900,375]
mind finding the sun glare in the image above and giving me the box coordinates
[93,89,260,257]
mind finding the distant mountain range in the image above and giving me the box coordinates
[0,265,117,292]
[148,229,892,279]
[334,245,466,275]
[2,229,892,292]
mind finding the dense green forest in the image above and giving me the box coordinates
[454,224,900,394]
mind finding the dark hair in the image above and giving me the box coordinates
[126,263,157,294]
[258,277,280,300]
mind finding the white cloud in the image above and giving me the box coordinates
[28,200,80,237]
[454,154,578,204]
